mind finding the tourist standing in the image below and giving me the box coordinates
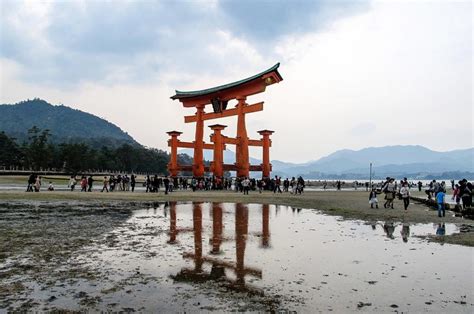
[26,173,35,192]
[145,175,151,192]
[436,189,445,217]
[68,176,77,191]
[400,182,410,210]
[459,179,472,209]
[131,174,136,192]
[80,176,87,192]
[47,182,54,191]
[164,176,170,194]
[369,188,379,209]
[383,178,396,209]
[87,175,94,192]
[101,176,109,192]
[242,177,250,195]
[297,176,305,194]
[34,175,42,192]
[273,176,282,193]
[452,184,461,206]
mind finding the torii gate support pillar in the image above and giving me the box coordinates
[209,124,227,178]
[167,131,182,177]
[258,129,274,178]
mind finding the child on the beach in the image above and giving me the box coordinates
[369,188,378,208]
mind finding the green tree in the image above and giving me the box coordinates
[26,126,51,170]
[0,132,23,168]
[59,143,91,173]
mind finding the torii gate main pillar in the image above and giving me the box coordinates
[236,97,250,178]
[193,104,205,177]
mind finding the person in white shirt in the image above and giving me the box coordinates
[400,182,410,210]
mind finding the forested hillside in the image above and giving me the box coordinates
[0,99,138,147]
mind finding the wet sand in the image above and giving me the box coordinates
[0,189,473,246]
[1,202,472,312]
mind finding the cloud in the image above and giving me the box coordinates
[1,0,472,163]
[218,0,369,41]
[0,0,369,86]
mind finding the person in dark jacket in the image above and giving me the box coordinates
[131,174,136,192]
[87,175,94,192]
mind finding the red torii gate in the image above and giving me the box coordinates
[168,63,283,178]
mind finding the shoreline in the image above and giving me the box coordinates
[1,190,473,247]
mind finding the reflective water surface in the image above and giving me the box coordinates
[2,202,473,312]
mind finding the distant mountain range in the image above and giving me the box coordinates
[0,99,138,148]
[1,99,472,179]
[180,145,474,179]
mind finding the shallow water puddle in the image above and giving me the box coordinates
[1,202,472,312]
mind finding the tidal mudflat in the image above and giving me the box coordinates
[1,201,472,312]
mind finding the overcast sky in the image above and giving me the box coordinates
[0,0,472,163]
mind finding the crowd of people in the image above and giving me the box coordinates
[24,173,473,214]
[25,173,308,196]
[366,177,473,217]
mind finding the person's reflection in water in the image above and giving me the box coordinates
[400,223,410,243]
[370,222,377,230]
[383,222,395,239]
[436,223,446,236]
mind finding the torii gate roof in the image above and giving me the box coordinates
[170,63,282,106]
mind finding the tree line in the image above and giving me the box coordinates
[0,126,191,174]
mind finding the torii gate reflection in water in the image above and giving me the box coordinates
[168,64,283,179]
[167,202,270,291]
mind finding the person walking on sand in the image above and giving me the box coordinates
[87,175,94,192]
[436,188,446,217]
[101,176,109,192]
[80,176,87,192]
[68,175,77,191]
[400,182,410,210]
[242,177,250,195]
[459,179,472,209]
[131,174,136,192]
[383,178,396,208]
[34,175,42,192]
[369,188,379,208]
[26,173,35,192]
[273,176,282,193]
[164,176,170,194]
[452,184,461,206]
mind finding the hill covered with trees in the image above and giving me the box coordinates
[0,99,194,174]
[0,99,138,147]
